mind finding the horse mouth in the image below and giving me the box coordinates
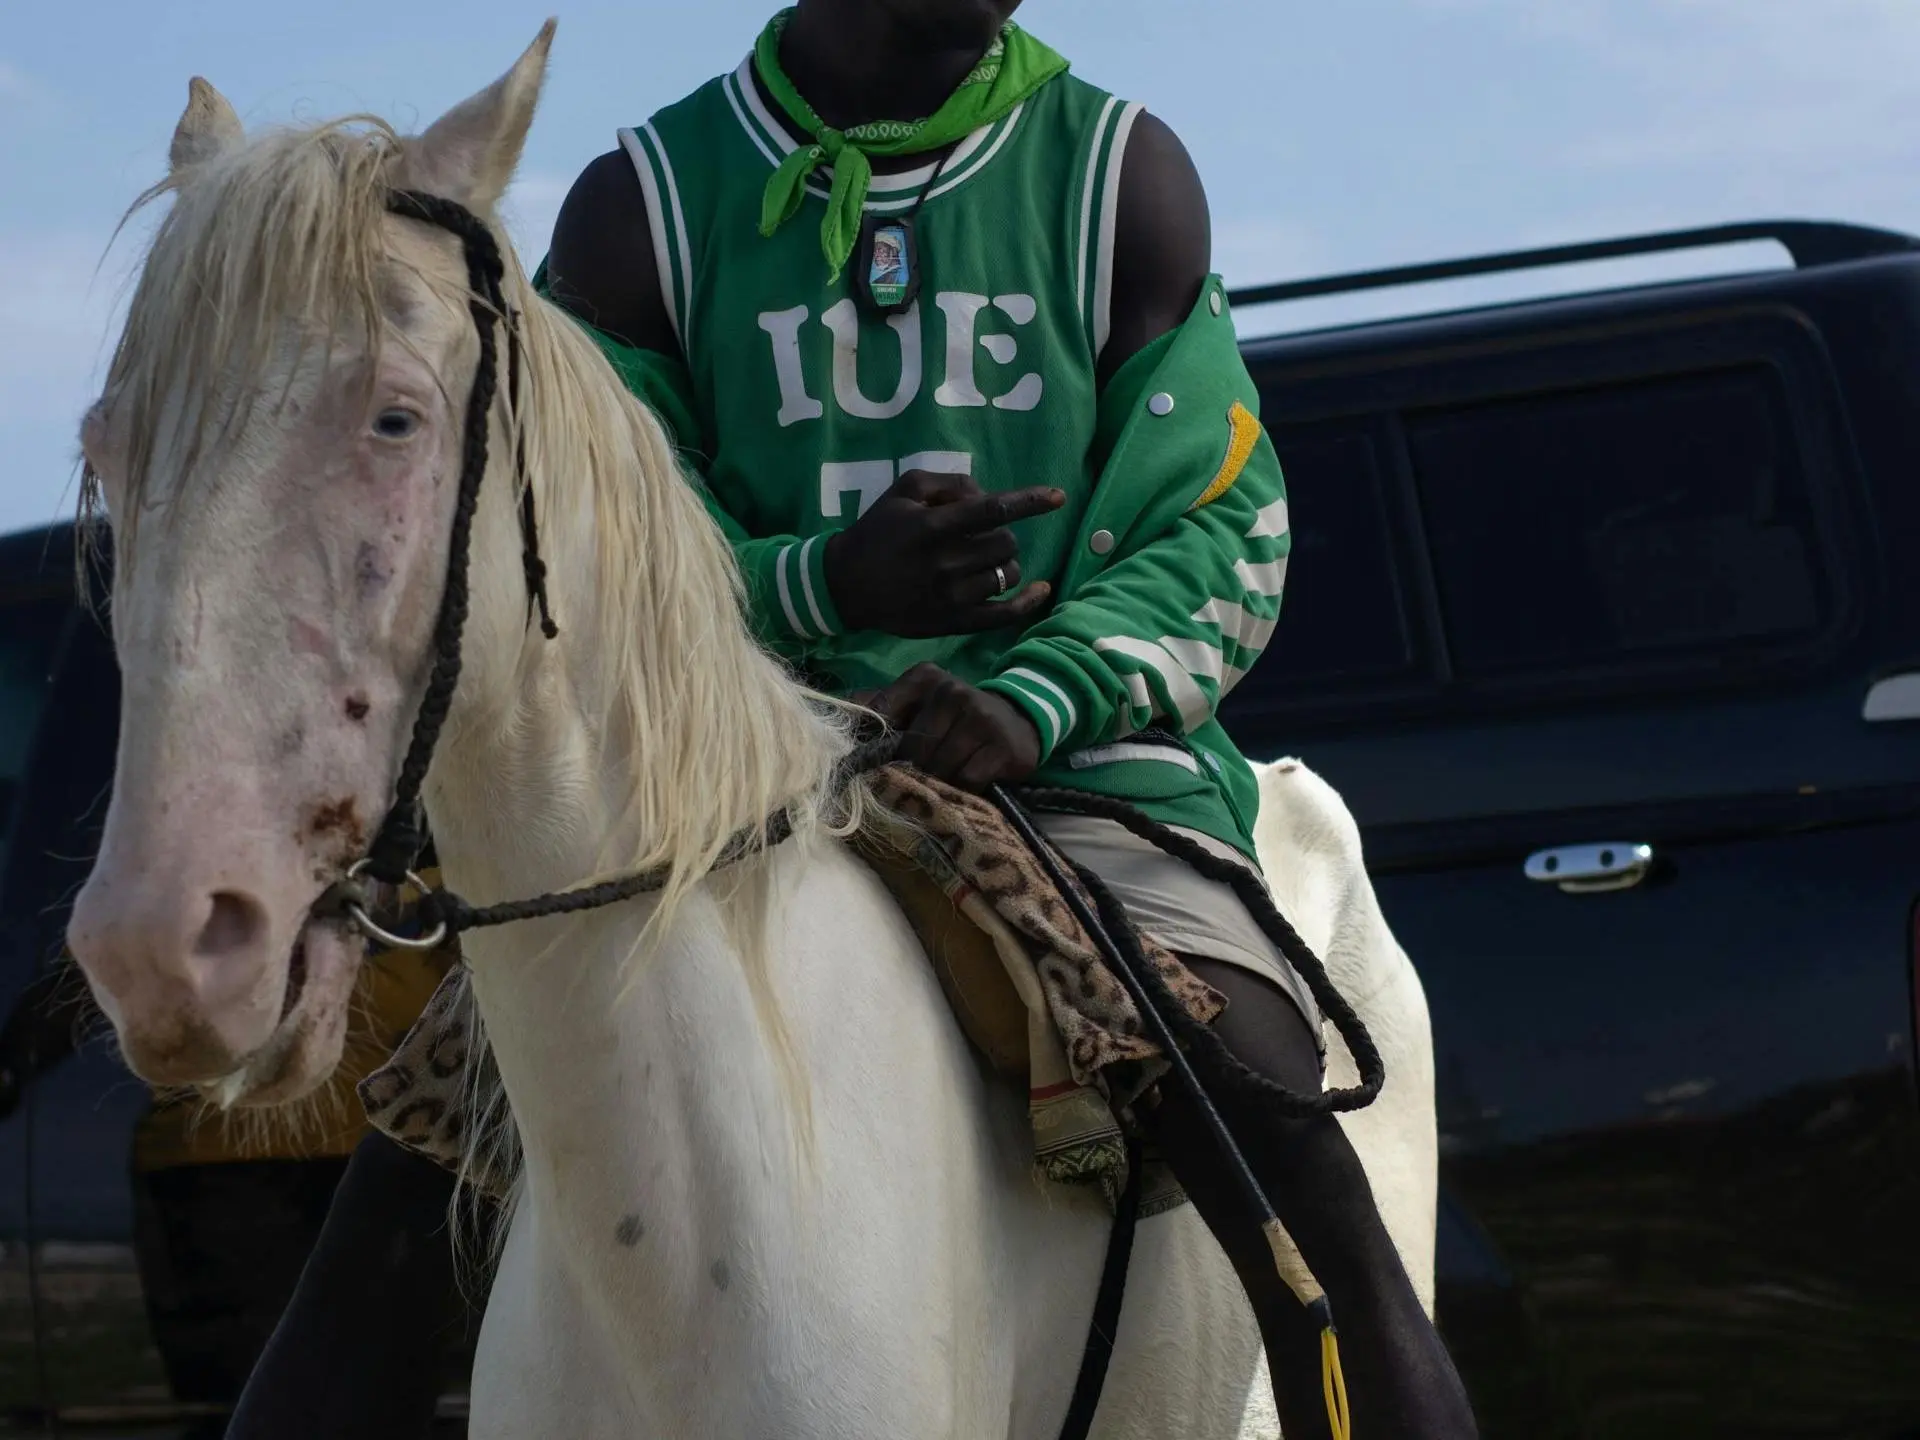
[204,911,356,1109]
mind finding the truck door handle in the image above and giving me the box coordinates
[1525,842,1654,894]
[1863,670,1920,723]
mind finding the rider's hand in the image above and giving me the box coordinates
[824,471,1065,638]
[869,664,1042,791]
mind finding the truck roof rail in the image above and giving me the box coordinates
[1226,220,1920,309]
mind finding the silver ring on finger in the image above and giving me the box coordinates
[993,563,1010,596]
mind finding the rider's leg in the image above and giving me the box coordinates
[227,1130,480,1440]
[1137,956,1479,1440]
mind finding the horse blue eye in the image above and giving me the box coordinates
[373,409,420,439]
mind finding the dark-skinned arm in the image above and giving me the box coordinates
[1100,110,1212,385]
[544,149,678,356]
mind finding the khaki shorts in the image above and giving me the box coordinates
[1034,812,1324,1049]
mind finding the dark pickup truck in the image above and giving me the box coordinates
[4,220,1918,1438]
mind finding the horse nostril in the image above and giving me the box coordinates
[194,890,269,962]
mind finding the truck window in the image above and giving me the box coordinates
[1406,365,1833,679]
[1259,420,1423,691]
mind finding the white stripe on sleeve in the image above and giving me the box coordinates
[796,534,833,637]
[773,544,810,640]
[1001,666,1079,738]
[1234,556,1290,598]
[1158,635,1224,686]
[1095,635,1211,730]
[1246,497,1290,540]
[1192,596,1279,656]
[995,676,1062,751]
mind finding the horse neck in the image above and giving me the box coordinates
[413,284,844,1249]
[420,284,845,908]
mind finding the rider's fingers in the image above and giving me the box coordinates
[891,469,982,506]
[930,486,1066,536]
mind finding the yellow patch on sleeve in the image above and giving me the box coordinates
[1189,400,1262,510]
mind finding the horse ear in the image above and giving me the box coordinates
[401,18,556,211]
[169,78,243,173]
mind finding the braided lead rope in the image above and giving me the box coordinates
[379,732,902,939]
[1008,785,1386,1117]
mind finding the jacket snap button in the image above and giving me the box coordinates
[1089,529,1116,556]
[1147,392,1175,416]
[1209,290,1223,316]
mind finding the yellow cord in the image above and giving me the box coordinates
[1321,1324,1352,1440]
[1259,1219,1351,1438]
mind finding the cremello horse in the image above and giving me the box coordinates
[64,25,1435,1439]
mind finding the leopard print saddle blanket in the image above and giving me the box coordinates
[358,766,1225,1212]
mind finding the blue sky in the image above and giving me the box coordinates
[6,0,1920,534]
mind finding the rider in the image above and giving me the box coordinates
[233,5,1478,1437]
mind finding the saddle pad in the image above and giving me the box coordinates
[359,767,1225,1210]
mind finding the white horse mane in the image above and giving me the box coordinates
[86,112,877,1212]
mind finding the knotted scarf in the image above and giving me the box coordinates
[754,9,1068,280]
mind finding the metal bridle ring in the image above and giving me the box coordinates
[342,859,450,951]
[993,563,1010,597]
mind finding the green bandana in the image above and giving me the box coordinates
[754,9,1068,281]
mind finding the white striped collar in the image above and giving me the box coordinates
[722,59,1024,211]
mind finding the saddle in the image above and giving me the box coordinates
[358,766,1227,1210]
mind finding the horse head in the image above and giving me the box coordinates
[67,24,555,1106]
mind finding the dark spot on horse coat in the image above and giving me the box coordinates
[354,541,392,596]
[305,796,365,851]
[709,1258,731,1292]
[615,1214,645,1248]
[345,693,371,722]
[272,722,307,760]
